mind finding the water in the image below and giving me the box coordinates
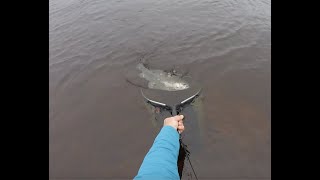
[49,0,271,179]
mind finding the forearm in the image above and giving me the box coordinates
[134,126,180,179]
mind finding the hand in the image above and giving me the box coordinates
[163,115,185,134]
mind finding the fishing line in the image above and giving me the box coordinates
[180,139,199,180]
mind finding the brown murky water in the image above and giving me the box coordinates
[49,0,270,179]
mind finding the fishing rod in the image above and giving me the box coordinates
[141,88,201,180]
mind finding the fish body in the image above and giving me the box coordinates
[137,63,189,91]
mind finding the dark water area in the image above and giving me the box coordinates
[49,0,270,179]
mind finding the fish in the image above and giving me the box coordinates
[137,63,190,91]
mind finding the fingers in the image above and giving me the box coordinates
[164,115,185,133]
[178,125,185,134]
[177,115,185,134]
[178,125,185,131]
[173,115,184,122]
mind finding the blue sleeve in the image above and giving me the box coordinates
[134,126,180,180]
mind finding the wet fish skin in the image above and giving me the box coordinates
[137,63,190,91]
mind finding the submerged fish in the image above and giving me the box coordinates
[137,63,190,91]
